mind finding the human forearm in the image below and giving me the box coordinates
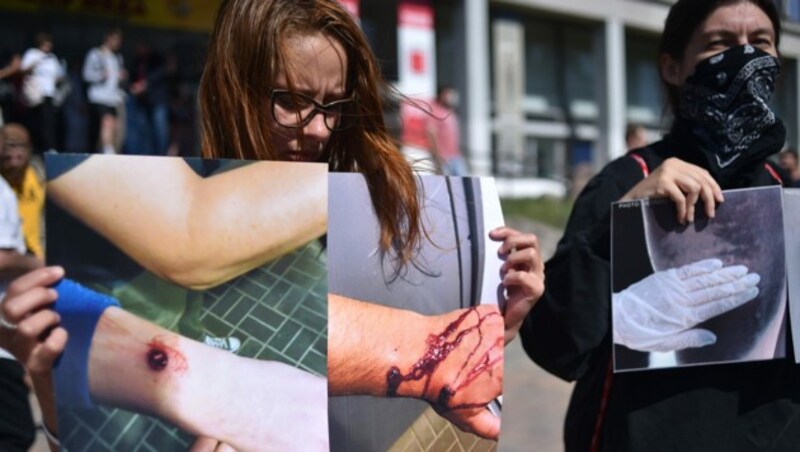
[327,294,426,396]
[88,307,328,451]
[30,372,59,451]
[0,57,19,79]
[48,157,327,289]
[328,294,503,407]
[0,250,43,279]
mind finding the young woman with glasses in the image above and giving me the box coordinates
[1,1,545,449]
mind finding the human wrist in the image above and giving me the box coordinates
[52,279,120,408]
[160,338,242,439]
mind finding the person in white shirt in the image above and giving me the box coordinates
[0,131,42,451]
[21,33,65,153]
[83,28,125,155]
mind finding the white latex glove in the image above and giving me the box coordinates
[612,259,759,353]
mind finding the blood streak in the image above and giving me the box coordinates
[385,307,502,412]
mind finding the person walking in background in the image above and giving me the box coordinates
[426,85,468,176]
[0,46,21,127]
[0,127,42,452]
[83,28,125,155]
[625,123,648,153]
[778,149,800,186]
[1,123,44,259]
[20,33,66,154]
[124,42,170,155]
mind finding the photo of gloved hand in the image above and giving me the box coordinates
[613,258,760,353]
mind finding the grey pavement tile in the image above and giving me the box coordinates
[269,318,303,351]
[284,328,319,362]
[239,316,274,340]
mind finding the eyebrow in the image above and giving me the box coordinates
[276,87,349,102]
[701,27,775,39]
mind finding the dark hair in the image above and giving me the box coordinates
[625,124,644,141]
[104,27,123,40]
[200,0,423,266]
[659,0,782,114]
[436,85,454,99]
[35,32,52,48]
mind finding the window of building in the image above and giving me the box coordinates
[361,0,399,82]
[520,18,598,120]
[778,0,800,22]
[625,31,662,126]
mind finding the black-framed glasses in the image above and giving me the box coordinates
[270,89,356,132]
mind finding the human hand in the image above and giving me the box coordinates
[0,266,67,375]
[620,157,724,224]
[612,259,759,352]
[130,80,147,96]
[389,305,504,440]
[490,227,545,345]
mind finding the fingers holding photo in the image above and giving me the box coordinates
[1,266,67,371]
[490,227,545,344]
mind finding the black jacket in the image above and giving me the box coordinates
[519,133,800,452]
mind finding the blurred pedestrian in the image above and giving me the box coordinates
[20,33,66,153]
[426,85,468,176]
[124,42,169,155]
[0,45,20,127]
[778,149,800,186]
[1,123,44,258]
[83,28,125,154]
[400,98,437,174]
[625,123,648,152]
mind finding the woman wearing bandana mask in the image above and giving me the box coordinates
[519,1,800,451]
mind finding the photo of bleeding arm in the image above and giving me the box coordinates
[0,270,329,452]
[326,173,529,450]
[38,154,331,451]
[328,295,504,440]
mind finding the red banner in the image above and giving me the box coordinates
[398,2,433,29]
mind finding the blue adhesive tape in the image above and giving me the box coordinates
[52,279,120,409]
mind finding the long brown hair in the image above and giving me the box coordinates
[199,0,422,266]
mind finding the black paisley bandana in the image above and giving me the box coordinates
[679,44,784,175]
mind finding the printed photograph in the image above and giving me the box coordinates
[46,154,329,451]
[327,173,505,452]
[611,186,786,371]
[783,188,800,363]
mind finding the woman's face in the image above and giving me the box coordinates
[662,2,777,88]
[270,33,349,163]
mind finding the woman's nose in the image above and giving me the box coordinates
[303,111,332,142]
